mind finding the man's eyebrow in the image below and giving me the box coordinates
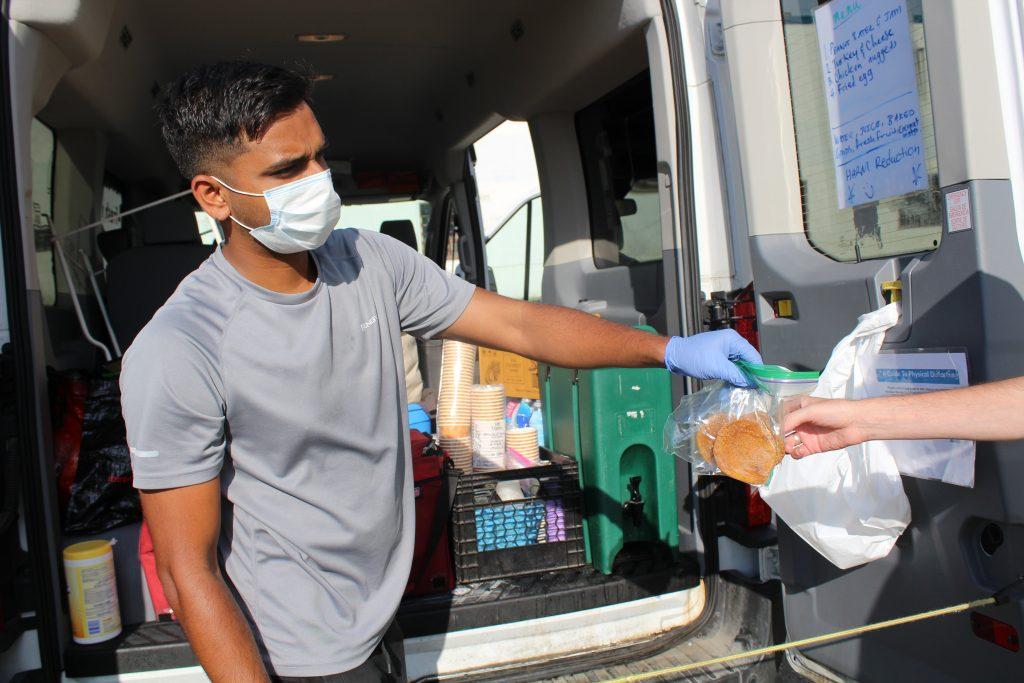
[262,154,308,175]
[261,141,330,176]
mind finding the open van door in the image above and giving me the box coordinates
[697,0,1024,679]
[0,5,65,678]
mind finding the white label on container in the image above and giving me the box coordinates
[66,553,121,642]
[472,420,506,470]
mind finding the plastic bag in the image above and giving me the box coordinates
[664,382,784,486]
[503,447,541,497]
[64,375,141,535]
[760,303,911,569]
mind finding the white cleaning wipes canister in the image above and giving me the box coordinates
[63,539,122,644]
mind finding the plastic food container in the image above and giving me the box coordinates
[738,361,821,399]
[63,539,122,644]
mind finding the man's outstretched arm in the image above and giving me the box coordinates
[141,479,269,682]
[442,288,760,385]
[783,377,1024,457]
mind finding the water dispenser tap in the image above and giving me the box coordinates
[622,476,645,527]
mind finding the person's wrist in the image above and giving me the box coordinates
[659,335,677,371]
[855,397,889,442]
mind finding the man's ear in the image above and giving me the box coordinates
[192,175,230,221]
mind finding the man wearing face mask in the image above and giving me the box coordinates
[122,61,761,682]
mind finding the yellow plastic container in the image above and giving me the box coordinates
[63,539,122,644]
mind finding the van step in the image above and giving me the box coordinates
[398,556,699,638]
[64,619,196,677]
[64,558,699,676]
[482,577,778,683]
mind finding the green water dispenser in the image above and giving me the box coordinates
[542,331,678,574]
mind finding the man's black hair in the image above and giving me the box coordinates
[156,61,313,179]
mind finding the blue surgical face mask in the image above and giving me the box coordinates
[213,169,342,254]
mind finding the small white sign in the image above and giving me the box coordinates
[946,188,972,233]
[815,0,927,209]
[863,351,975,487]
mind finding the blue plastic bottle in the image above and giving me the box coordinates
[529,403,546,447]
[515,399,533,428]
[408,403,432,434]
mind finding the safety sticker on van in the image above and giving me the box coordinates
[946,188,972,233]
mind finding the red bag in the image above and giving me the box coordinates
[139,520,174,619]
[405,431,455,597]
[51,372,88,511]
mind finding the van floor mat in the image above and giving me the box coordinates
[398,555,699,638]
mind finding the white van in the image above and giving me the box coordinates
[2,1,1023,681]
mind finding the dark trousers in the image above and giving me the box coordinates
[272,620,407,683]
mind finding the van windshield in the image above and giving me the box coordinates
[339,200,431,254]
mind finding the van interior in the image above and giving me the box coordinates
[4,0,783,680]
[7,0,1024,681]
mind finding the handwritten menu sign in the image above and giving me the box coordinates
[815,0,925,208]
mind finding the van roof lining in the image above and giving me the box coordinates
[35,0,656,193]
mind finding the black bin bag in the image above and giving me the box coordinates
[64,374,140,535]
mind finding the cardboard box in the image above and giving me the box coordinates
[478,347,540,399]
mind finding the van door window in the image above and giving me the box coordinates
[473,122,540,233]
[194,211,222,245]
[485,199,528,298]
[527,197,543,301]
[781,0,942,262]
[30,118,56,305]
[472,121,543,300]
[484,195,544,301]
[576,71,662,269]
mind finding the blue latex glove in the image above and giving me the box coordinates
[664,329,762,387]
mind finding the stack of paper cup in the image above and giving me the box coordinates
[471,384,506,471]
[439,424,472,472]
[506,427,540,465]
[438,340,476,471]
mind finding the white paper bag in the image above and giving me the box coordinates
[760,303,911,569]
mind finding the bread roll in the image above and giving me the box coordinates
[696,413,728,467]
[712,412,783,485]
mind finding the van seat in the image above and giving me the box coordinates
[106,201,213,350]
[96,227,133,262]
[380,219,418,251]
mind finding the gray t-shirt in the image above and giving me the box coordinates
[121,229,475,676]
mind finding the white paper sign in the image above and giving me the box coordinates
[863,351,975,487]
[815,0,926,209]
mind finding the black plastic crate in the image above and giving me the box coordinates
[451,451,587,583]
